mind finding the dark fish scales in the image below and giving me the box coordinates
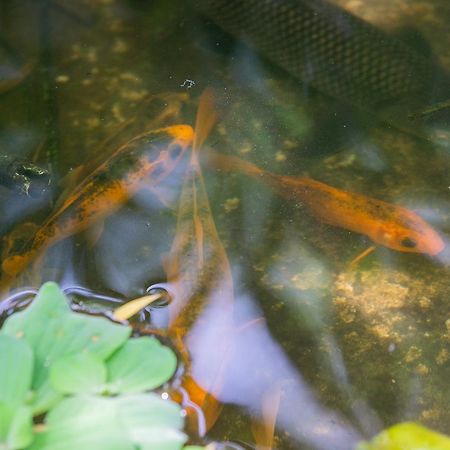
[193,0,438,109]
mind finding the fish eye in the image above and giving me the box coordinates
[401,237,417,248]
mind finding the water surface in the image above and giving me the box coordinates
[0,1,449,448]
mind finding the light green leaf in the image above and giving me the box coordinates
[117,393,184,430]
[0,401,14,441]
[356,421,450,450]
[0,402,33,449]
[27,382,62,416]
[2,282,131,414]
[116,394,186,450]
[29,396,133,450]
[0,334,33,407]
[5,405,33,449]
[30,394,186,450]
[106,337,177,394]
[50,352,107,395]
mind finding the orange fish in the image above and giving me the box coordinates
[161,89,233,434]
[1,125,194,283]
[206,152,445,255]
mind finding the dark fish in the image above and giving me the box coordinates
[193,0,445,109]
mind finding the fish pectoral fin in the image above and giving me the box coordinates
[54,164,86,210]
[139,184,178,210]
[85,221,105,248]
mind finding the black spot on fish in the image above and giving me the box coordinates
[401,237,417,248]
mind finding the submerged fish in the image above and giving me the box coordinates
[194,0,446,110]
[1,124,194,282]
[162,89,233,433]
[206,152,445,255]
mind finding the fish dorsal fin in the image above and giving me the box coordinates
[191,88,218,164]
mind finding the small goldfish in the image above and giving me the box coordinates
[1,125,194,282]
[206,152,445,255]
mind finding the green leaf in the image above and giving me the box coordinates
[50,352,107,395]
[0,401,14,441]
[29,396,133,450]
[356,422,450,450]
[0,334,33,407]
[29,394,186,450]
[106,337,177,394]
[116,394,186,450]
[2,282,131,414]
[117,393,184,430]
[27,383,62,416]
[5,405,33,449]
[0,402,33,449]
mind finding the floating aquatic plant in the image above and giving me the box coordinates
[357,421,450,450]
[0,282,203,450]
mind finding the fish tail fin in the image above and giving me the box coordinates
[192,88,218,164]
[206,151,265,178]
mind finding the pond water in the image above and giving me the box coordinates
[0,0,449,449]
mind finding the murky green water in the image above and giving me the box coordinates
[1,0,449,449]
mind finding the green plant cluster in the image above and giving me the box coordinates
[0,282,202,450]
[357,422,450,450]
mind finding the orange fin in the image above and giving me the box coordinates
[85,221,105,248]
[192,88,218,163]
[178,374,223,436]
[251,383,282,450]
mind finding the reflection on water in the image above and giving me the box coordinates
[0,0,449,448]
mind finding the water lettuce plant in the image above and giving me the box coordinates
[357,422,450,450]
[0,282,199,450]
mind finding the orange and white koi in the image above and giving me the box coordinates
[112,89,228,433]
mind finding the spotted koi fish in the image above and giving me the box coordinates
[1,125,194,284]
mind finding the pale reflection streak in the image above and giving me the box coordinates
[185,288,363,449]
